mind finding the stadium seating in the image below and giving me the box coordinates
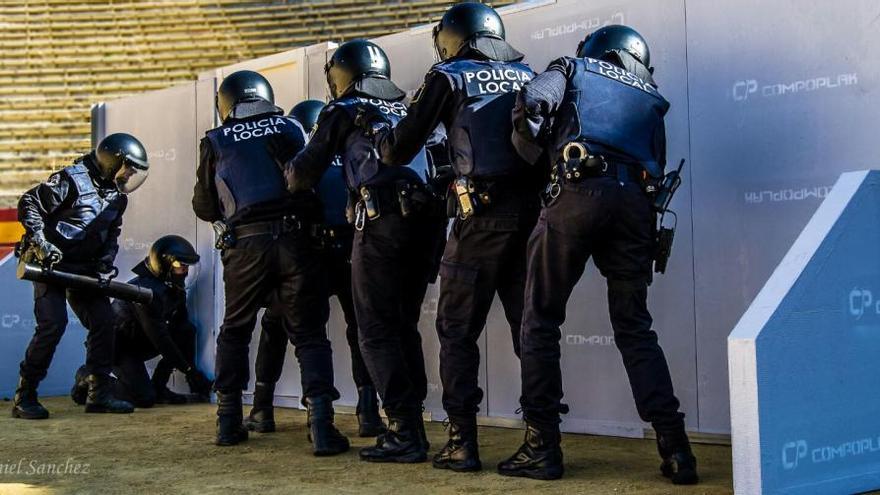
[0,0,514,208]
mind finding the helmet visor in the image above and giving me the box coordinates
[171,258,201,290]
[114,158,149,194]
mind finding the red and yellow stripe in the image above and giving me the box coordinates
[0,209,24,259]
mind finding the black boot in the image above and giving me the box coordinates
[497,423,564,480]
[304,395,350,456]
[243,382,276,433]
[154,386,188,405]
[216,391,248,446]
[70,366,88,406]
[12,376,49,420]
[432,420,481,472]
[360,415,427,463]
[84,374,134,414]
[356,386,386,437]
[657,431,699,485]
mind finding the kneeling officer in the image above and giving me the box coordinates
[70,235,211,407]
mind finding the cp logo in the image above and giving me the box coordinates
[733,79,758,101]
[849,288,875,320]
[782,440,808,470]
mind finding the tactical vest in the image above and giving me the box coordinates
[331,96,428,191]
[205,114,304,220]
[553,57,670,178]
[45,163,123,254]
[432,59,535,179]
[315,156,348,227]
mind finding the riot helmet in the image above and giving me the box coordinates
[324,39,399,100]
[94,133,149,194]
[216,70,275,123]
[432,3,513,61]
[146,235,200,288]
[288,99,325,134]
[577,25,651,67]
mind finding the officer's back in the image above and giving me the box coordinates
[193,71,316,227]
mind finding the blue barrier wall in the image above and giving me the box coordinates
[730,170,880,494]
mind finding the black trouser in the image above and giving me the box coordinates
[436,194,538,423]
[255,232,372,389]
[112,323,196,408]
[351,212,441,417]
[215,231,338,400]
[519,177,685,434]
[20,282,115,384]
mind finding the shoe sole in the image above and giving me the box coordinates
[497,468,563,481]
[314,445,351,457]
[215,438,248,447]
[84,406,134,414]
[358,427,387,438]
[244,421,276,433]
[432,460,482,472]
[360,452,428,464]
[11,409,49,420]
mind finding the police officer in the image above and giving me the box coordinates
[373,3,538,472]
[497,26,698,484]
[13,132,149,419]
[192,70,349,454]
[285,40,444,463]
[70,235,212,408]
[244,99,385,438]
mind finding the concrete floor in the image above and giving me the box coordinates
[0,397,734,495]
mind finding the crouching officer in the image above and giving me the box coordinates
[244,99,385,438]
[13,132,149,419]
[70,235,212,407]
[497,26,698,484]
[285,40,444,463]
[193,70,348,454]
[373,2,538,472]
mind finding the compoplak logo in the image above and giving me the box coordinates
[531,12,625,40]
[732,73,858,102]
[743,185,832,205]
[782,435,880,471]
[565,334,615,347]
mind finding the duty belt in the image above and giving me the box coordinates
[233,216,303,240]
[545,142,646,203]
[353,181,438,231]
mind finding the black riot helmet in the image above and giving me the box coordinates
[94,133,149,194]
[216,70,275,123]
[577,25,651,68]
[324,39,392,99]
[433,2,506,61]
[288,99,325,134]
[146,235,200,286]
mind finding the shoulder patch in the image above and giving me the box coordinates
[410,82,427,104]
[45,173,61,187]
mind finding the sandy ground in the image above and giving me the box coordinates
[0,397,733,495]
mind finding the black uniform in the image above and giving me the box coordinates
[376,51,539,426]
[254,162,369,390]
[512,56,685,436]
[286,95,442,419]
[109,261,201,407]
[17,154,127,385]
[192,101,337,401]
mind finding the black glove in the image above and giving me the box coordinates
[354,108,389,137]
[30,231,62,266]
[185,368,213,397]
[267,133,296,170]
[96,254,117,278]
